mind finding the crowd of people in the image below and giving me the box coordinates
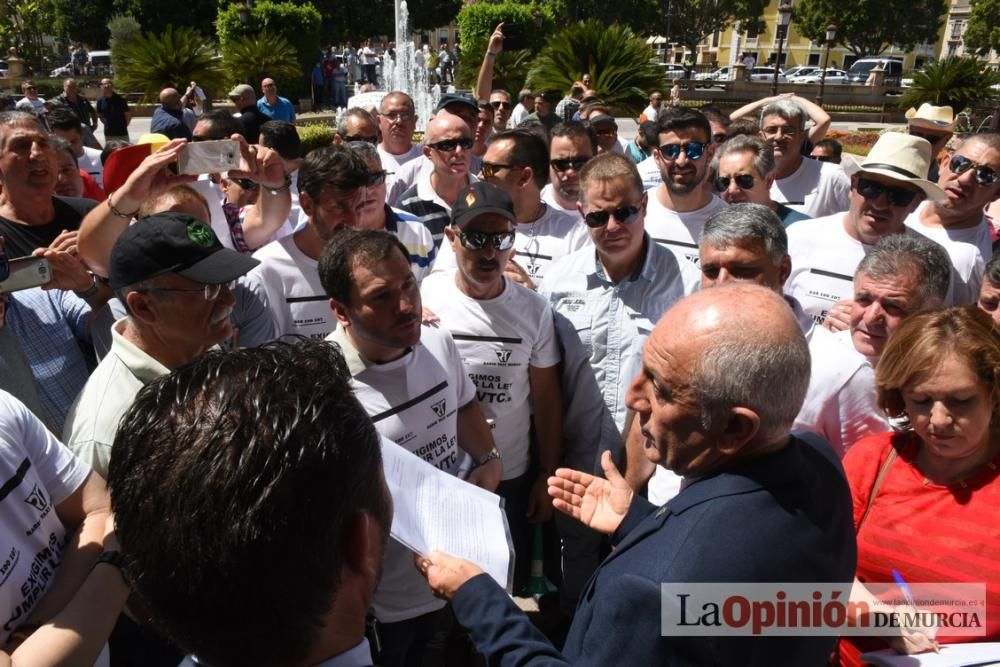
[0,20,998,667]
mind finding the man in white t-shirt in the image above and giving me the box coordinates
[785,132,946,325]
[542,121,594,219]
[761,98,850,218]
[247,145,369,339]
[510,89,534,127]
[644,108,727,264]
[905,132,1000,305]
[422,181,562,593]
[377,92,423,174]
[435,129,589,285]
[320,228,502,667]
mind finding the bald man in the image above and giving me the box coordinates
[416,284,857,666]
[397,112,476,247]
[150,87,192,141]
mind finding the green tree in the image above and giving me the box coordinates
[454,0,555,90]
[964,0,1000,55]
[107,13,141,53]
[527,20,667,115]
[1,0,59,69]
[795,0,946,57]
[549,0,660,34]
[308,0,392,45]
[222,33,301,88]
[898,56,1000,113]
[112,25,224,100]
[408,0,463,32]
[656,0,767,66]
[115,0,218,38]
[50,0,115,47]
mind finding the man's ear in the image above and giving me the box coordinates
[330,297,351,328]
[125,290,159,327]
[716,407,760,456]
[518,166,534,188]
[299,191,315,218]
[333,134,345,145]
[343,511,381,579]
[778,254,792,286]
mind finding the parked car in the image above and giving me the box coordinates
[695,66,732,81]
[50,50,112,78]
[792,68,848,84]
[749,66,787,83]
[783,65,818,79]
[846,57,903,85]
[660,62,690,79]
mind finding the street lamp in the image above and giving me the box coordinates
[770,2,793,96]
[816,22,837,106]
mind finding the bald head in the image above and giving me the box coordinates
[159,88,181,110]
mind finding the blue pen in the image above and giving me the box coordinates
[892,569,941,653]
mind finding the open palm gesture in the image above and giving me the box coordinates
[548,451,634,535]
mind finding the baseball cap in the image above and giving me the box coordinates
[109,212,260,290]
[435,92,478,114]
[228,83,255,98]
[450,182,516,228]
[588,114,617,127]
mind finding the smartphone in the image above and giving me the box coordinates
[0,256,50,292]
[501,24,527,51]
[177,139,241,176]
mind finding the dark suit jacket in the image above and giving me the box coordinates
[451,434,856,666]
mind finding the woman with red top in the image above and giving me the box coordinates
[840,306,1000,665]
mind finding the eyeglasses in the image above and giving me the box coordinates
[583,205,641,228]
[658,141,706,161]
[550,157,589,173]
[761,125,799,138]
[452,228,516,251]
[855,177,920,207]
[380,111,414,123]
[343,134,378,145]
[490,101,512,109]
[907,127,948,144]
[143,280,236,301]
[233,178,260,191]
[480,162,517,178]
[366,170,388,186]
[712,132,728,144]
[813,154,836,163]
[427,137,473,152]
[714,174,755,191]
[949,154,1000,186]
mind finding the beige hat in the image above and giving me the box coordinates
[857,132,946,200]
[228,83,255,99]
[904,103,955,132]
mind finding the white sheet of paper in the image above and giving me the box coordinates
[861,643,1000,667]
[380,437,514,591]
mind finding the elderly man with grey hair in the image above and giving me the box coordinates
[756,98,849,217]
[629,204,885,499]
[712,135,811,226]
[333,107,379,145]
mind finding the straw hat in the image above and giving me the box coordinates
[904,103,955,132]
[857,133,946,200]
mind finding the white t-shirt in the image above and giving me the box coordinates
[78,146,104,187]
[785,213,863,323]
[420,273,560,478]
[328,325,475,623]
[540,184,582,221]
[248,234,333,339]
[386,153,431,207]
[380,144,423,180]
[771,156,851,218]
[637,155,663,191]
[0,391,90,643]
[905,202,989,306]
[510,103,530,128]
[644,189,727,264]
[431,204,590,283]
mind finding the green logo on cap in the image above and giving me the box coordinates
[187,221,214,247]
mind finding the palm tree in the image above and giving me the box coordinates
[221,33,302,89]
[526,20,667,115]
[112,26,224,101]
[898,56,1000,116]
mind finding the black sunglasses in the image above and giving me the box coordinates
[714,174,755,191]
[480,162,516,179]
[584,205,641,229]
[367,170,388,186]
[344,134,378,145]
[233,178,259,191]
[453,228,516,251]
[550,157,589,173]
[427,137,473,152]
[490,101,512,109]
[855,177,920,207]
[658,141,706,161]
[950,155,1000,186]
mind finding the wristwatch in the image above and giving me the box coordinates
[475,447,502,467]
[94,550,127,572]
[74,272,99,300]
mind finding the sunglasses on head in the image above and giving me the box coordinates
[490,101,512,109]
[855,177,920,206]
[950,154,1000,186]
[550,157,589,173]
[583,205,641,229]
[714,174,755,191]
[658,141,706,161]
[427,137,473,152]
[343,134,378,145]
[453,228,516,251]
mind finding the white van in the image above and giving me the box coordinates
[847,57,903,85]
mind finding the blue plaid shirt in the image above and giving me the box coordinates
[6,288,91,432]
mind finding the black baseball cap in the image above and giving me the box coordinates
[109,212,260,290]
[435,92,478,114]
[450,182,516,228]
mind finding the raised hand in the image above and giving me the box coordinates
[548,450,633,535]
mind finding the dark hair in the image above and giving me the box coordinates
[813,137,843,160]
[260,120,302,160]
[298,144,370,202]
[197,109,241,140]
[319,228,410,306]
[639,120,659,148]
[699,104,731,128]
[108,339,390,667]
[45,105,82,133]
[550,121,597,153]
[100,138,132,166]
[50,135,77,165]
[727,117,760,138]
[657,108,712,143]
[491,129,549,189]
